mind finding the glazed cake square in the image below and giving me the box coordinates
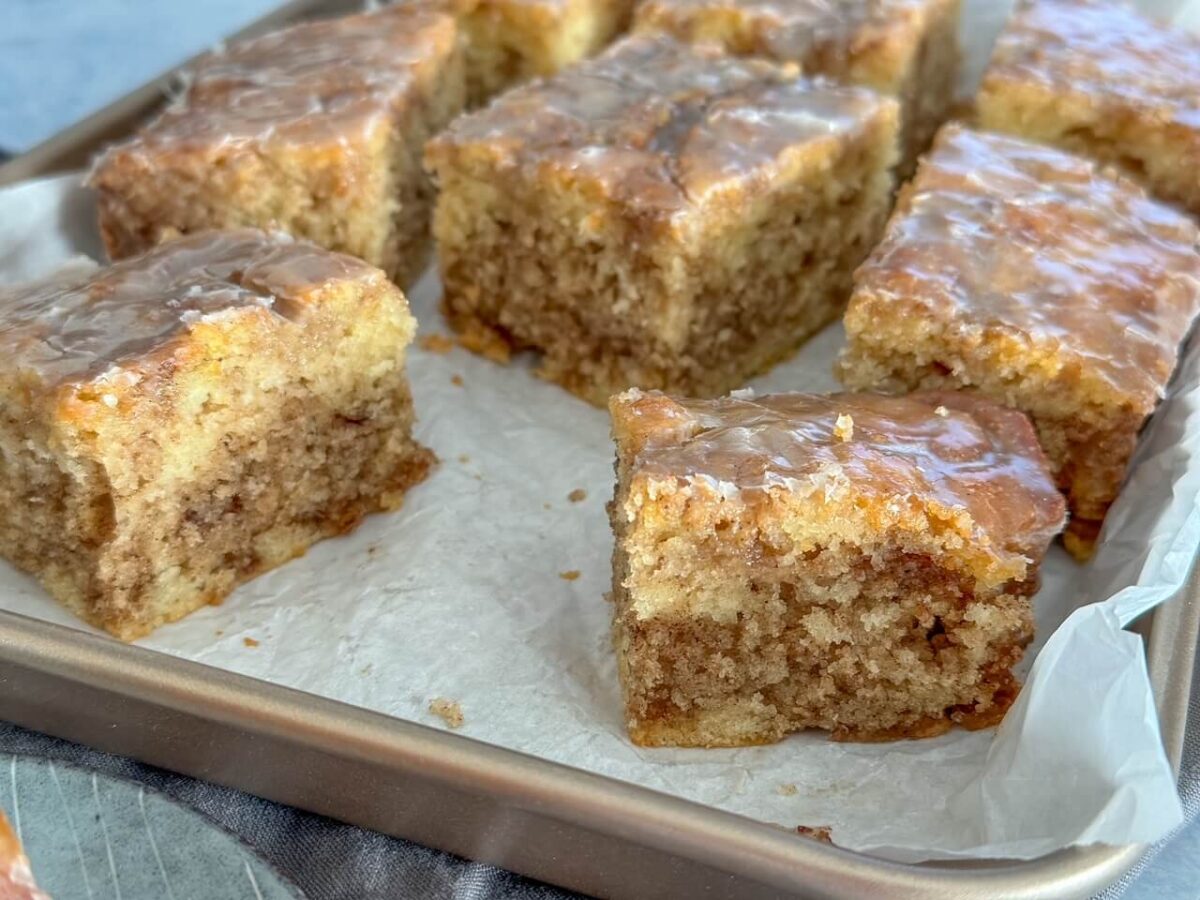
[453,0,636,105]
[837,125,1200,559]
[426,35,898,404]
[608,389,1065,746]
[977,0,1200,216]
[0,231,433,640]
[89,7,466,288]
[633,0,961,174]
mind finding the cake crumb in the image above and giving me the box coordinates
[543,502,552,510]
[934,405,949,417]
[367,544,380,557]
[559,570,581,581]
[243,636,260,648]
[456,328,511,363]
[796,825,833,843]
[833,413,854,442]
[429,697,464,729]
[778,782,798,796]
[568,488,587,503]
[419,333,456,354]
[450,374,464,387]
[458,454,471,464]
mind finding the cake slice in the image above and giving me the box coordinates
[837,125,1200,559]
[427,35,898,404]
[0,230,433,640]
[451,0,636,105]
[609,389,1065,746]
[89,6,466,288]
[977,0,1200,216]
[633,0,961,175]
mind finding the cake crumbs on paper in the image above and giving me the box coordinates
[457,328,510,363]
[243,636,260,648]
[568,488,587,503]
[778,782,798,796]
[418,333,456,354]
[935,406,949,417]
[833,413,854,442]
[559,570,581,581]
[450,374,465,387]
[795,825,833,843]
[429,697,464,729]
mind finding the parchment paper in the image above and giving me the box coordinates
[0,0,1195,862]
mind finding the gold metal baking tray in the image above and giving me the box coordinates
[0,2,1195,896]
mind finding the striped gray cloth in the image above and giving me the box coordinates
[0,722,576,900]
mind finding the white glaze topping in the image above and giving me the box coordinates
[635,0,931,70]
[613,387,1066,556]
[0,230,380,386]
[850,125,1200,406]
[428,35,890,222]
[985,0,1200,130]
[93,6,455,156]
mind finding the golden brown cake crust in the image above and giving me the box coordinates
[976,0,1200,215]
[837,125,1200,556]
[847,125,1200,410]
[89,7,465,286]
[634,0,933,74]
[1,230,382,388]
[982,0,1200,133]
[428,35,887,228]
[614,388,1065,563]
[96,9,457,154]
[438,0,636,105]
[631,0,960,173]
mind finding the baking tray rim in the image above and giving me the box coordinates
[0,0,1195,896]
[0,592,1192,900]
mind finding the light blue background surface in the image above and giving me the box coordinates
[0,2,1197,898]
[0,0,280,153]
